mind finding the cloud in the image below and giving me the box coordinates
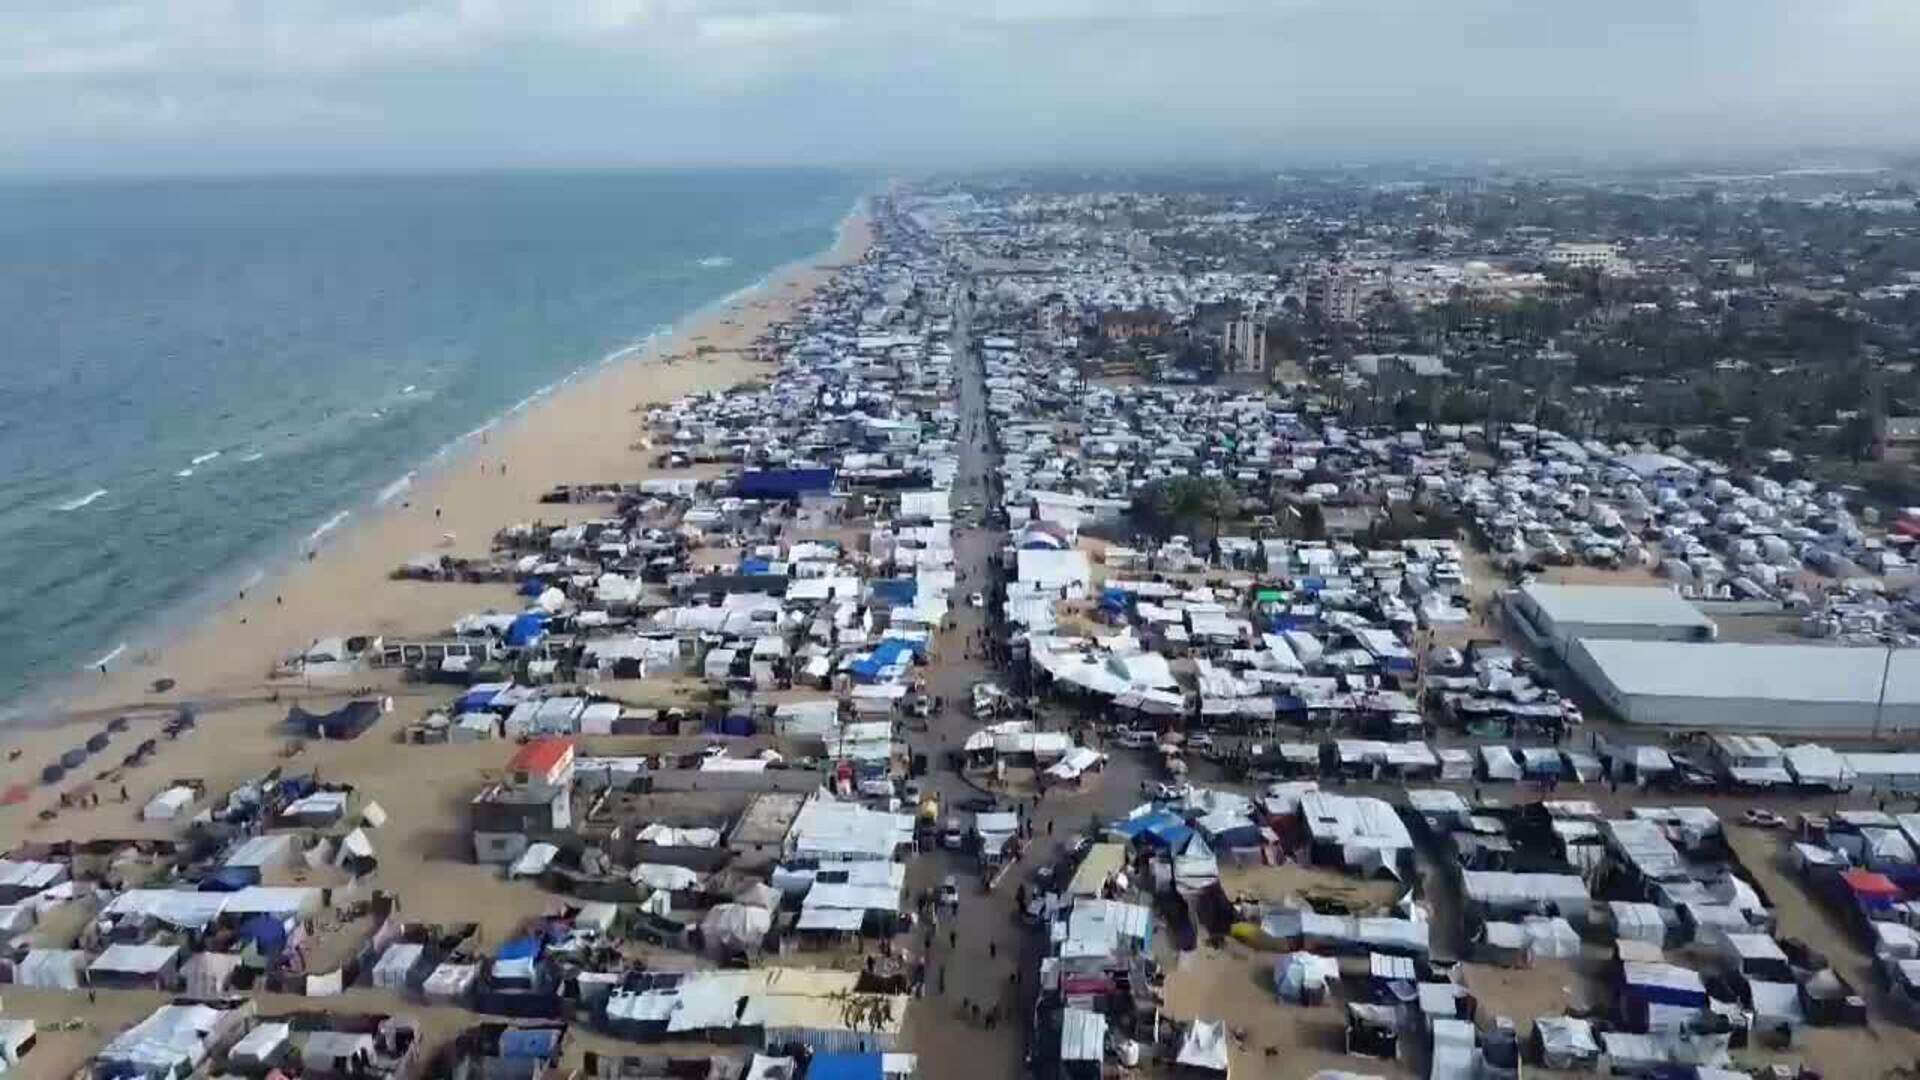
[0,0,1915,172]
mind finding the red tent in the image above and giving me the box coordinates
[1842,868,1903,900]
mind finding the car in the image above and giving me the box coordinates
[1742,808,1787,829]
[1141,781,1192,802]
[938,875,961,909]
[968,591,984,608]
[1187,733,1215,751]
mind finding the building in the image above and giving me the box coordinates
[1221,314,1269,374]
[1547,242,1633,277]
[1097,309,1170,342]
[1510,583,1716,657]
[1881,416,1920,462]
[1567,639,1920,734]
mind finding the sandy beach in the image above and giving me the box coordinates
[0,211,872,939]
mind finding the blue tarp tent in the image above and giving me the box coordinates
[741,557,773,574]
[848,638,922,683]
[505,613,548,648]
[497,936,543,962]
[498,1027,563,1060]
[1099,588,1130,614]
[518,576,546,597]
[806,1053,884,1080]
[869,578,917,607]
[288,700,382,740]
[456,686,503,713]
[199,866,258,892]
[238,913,288,955]
[1111,810,1194,849]
[738,468,835,499]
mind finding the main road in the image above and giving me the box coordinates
[902,284,1155,1079]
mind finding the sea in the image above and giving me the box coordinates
[0,169,867,714]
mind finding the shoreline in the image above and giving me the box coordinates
[9,199,872,731]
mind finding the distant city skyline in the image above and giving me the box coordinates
[2,0,1917,175]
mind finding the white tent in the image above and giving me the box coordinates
[142,786,196,821]
[1535,1017,1599,1069]
[631,864,703,891]
[423,962,479,1002]
[373,942,426,991]
[508,842,558,879]
[1275,951,1340,1003]
[700,903,772,954]
[15,948,86,989]
[1176,1020,1231,1074]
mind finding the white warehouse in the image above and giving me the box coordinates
[1568,639,1920,735]
[1510,583,1716,657]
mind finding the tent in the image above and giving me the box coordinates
[335,827,378,876]
[509,842,559,880]
[701,903,773,955]
[14,949,85,989]
[288,699,383,740]
[505,613,549,648]
[374,942,427,991]
[1176,1020,1231,1074]
[238,913,289,957]
[1275,951,1340,1004]
[1534,1017,1599,1070]
[631,863,703,892]
[183,952,242,997]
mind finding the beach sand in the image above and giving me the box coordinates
[0,213,872,948]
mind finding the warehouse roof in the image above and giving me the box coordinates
[1521,583,1714,632]
[1575,639,1920,705]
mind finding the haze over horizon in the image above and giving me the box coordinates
[3,0,1918,175]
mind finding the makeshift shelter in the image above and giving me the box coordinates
[1275,951,1340,1004]
[88,943,181,990]
[13,949,85,989]
[1534,1017,1599,1070]
[183,952,242,997]
[1176,1020,1231,1075]
[701,903,773,955]
[374,942,429,991]
[288,698,384,740]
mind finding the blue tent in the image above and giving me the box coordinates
[505,613,548,648]
[807,1054,884,1080]
[518,576,546,597]
[738,468,835,499]
[198,866,258,891]
[741,556,774,574]
[1112,810,1193,849]
[1099,587,1131,613]
[848,638,922,683]
[238,913,288,955]
[496,936,543,962]
[499,1027,563,1060]
[456,686,503,713]
[869,578,917,607]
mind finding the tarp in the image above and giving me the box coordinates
[1275,951,1340,1002]
[739,468,835,499]
[806,1053,885,1080]
[1176,1020,1231,1073]
[505,612,549,648]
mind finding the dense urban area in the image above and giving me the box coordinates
[16,163,1920,1080]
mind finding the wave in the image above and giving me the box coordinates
[306,510,350,547]
[175,468,195,478]
[88,643,127,669]
[58,489,109,511]
[401,384,417,394]
[696,255,734,269]
[376,472,416,505]
[190,450,221,466]
[240,452,264,463]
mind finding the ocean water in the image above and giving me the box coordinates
[0,169,865,712]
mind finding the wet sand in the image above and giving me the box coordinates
[0,213,873,942]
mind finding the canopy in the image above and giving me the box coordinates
[1176,1020,1231,1073]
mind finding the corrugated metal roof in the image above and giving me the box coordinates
[1523,583,1713,630]
[1577,639,1920,705]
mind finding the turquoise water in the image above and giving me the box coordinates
[0,170,865,710]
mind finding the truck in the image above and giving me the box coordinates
[915,791,942,851]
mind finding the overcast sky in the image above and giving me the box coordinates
[3,0,1916,174]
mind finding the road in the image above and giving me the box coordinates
[902,288,1157,1079]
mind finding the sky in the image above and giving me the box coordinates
[2,0,1917,174]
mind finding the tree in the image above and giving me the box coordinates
[1132,476,1239,541]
